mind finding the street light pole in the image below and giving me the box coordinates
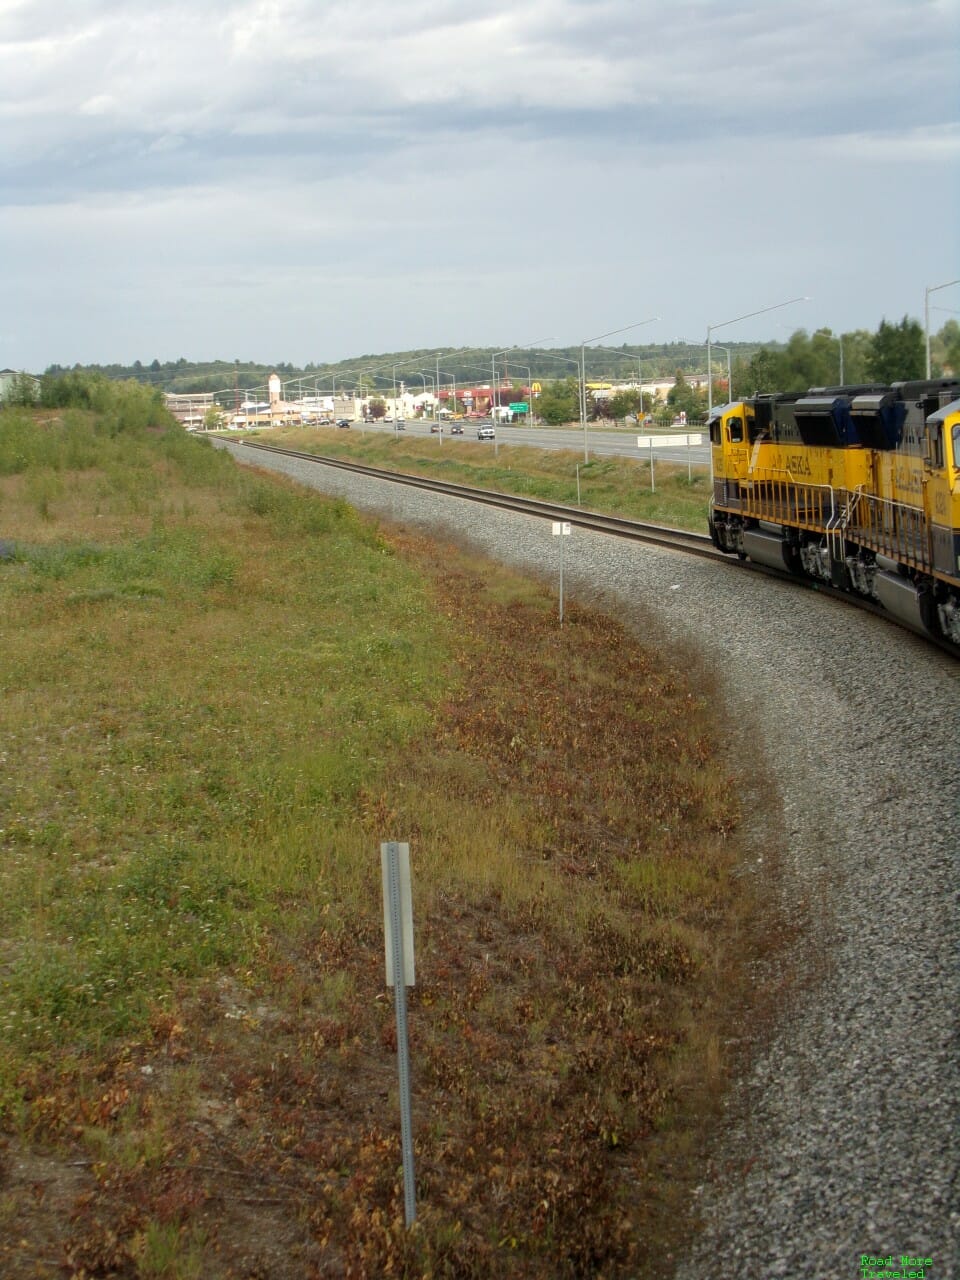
[925,278,960,378]
[579,343,587,459]
[710,344,734,405]
[437,364,459,416]
[706,297,808,421]
[486,338,556,425]
[490,349,515,422]
[507,363,534,424]
[579,316,659,463]
[411,371,428,418]
[424,372,435,420]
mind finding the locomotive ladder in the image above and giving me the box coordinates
[826,486,863,565]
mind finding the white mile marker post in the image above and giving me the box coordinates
[552,521,571,625]
[381,840,416,1227]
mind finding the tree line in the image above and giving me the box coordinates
[533,317,958,426]
[3,368,169,431]
[16,315,958,426]
[40,345,720,398]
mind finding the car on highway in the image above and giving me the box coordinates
[336,419,351,428]
[450,423,464,435]
[477,425,495,441]
[430,423,443,434]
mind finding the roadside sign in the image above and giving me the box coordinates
[636,434,702,448]
[635,433,703,491]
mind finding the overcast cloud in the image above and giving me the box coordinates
[2,0,958,371]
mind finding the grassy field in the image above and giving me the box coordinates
[0,401,782,1278]
[230,423,713,533]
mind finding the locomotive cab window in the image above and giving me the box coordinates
[953,422,960,468]
[928,425,945,469]
[728,416,744,443]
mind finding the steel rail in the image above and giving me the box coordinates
[237,440,722,561]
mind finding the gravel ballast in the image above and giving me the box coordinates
[219,442,959,1280]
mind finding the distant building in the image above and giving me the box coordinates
[0,369,40,405]
[164,391,215,428]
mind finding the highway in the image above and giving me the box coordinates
[343,417,712,466]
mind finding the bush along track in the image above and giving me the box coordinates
[0,403,780,1278]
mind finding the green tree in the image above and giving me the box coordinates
[739,348,787,395]
[666,370,706,421]
[867,316,924,382]
[609,388,641,421]
[807,329,846,387]
[537,378,579,425]
[835,330,873,386]
[40,369,102,408]
[936,319,960,375]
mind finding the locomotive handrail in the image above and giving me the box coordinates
[742,474,837,530]
[846,490,928,570]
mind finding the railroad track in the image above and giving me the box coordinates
[234,439,959,660]
[237,440,723,561]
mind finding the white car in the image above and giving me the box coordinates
[477,425,496,441]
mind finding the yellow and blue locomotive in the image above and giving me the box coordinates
[708,378,960,649]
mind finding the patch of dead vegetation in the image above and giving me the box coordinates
[0,525,791,1279]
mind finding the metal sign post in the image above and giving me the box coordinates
[380,840,416,1227]
[552,521,571,625]
[636,433,703,492]
[637,435,656,491]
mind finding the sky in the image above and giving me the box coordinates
[2,0,959,374]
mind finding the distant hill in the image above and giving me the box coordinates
[44,342,767,399]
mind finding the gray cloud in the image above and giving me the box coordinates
[1,0,957,368]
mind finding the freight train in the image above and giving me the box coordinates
[707,378,960,650]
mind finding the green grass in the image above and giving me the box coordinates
[0,400,780,1278]
[0,409,451,1065]
[233,423,714,531]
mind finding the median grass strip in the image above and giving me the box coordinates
[236,423,713,532]
[0,401,782,1278]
